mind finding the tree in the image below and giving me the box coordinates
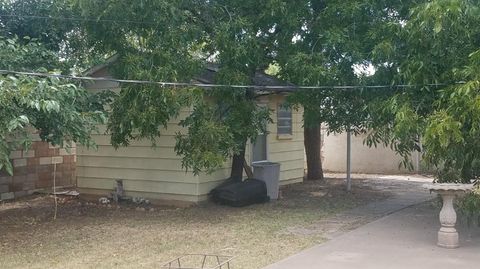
[73,0,421,183]
[0,0,93,70]
[0,36,111,174]
[366,0,480,183]
[273,1,416,180]
[74,0,293,180]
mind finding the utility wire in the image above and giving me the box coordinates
[0,13,466,91]
[0,69,463,91]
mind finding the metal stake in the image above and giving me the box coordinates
[346,130,352,192]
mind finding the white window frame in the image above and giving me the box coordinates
[277,103,293,136]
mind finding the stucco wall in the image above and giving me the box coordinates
[321,130,421,174]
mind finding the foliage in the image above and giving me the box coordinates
[74,0,280,176]
[277,0,417,133]
[457,185,480,227]
[366,0,480,182]
[1,0,75,49]
[0,36,111,175]
[0,0,93,71]
[175,101,237,175]
[6,0,478,184]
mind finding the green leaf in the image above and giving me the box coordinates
[434,21,443,33]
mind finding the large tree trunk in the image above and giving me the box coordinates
[304,123,324,180]
[230,141,247,181]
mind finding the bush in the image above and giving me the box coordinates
[457,184,480,227]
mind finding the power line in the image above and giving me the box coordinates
[0,69,463,91]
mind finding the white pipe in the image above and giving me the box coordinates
[347,130,352,192]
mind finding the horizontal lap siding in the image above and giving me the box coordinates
[87,135,177,148]
[78,177,196,195]
[78,145,183,159]
[81,79,305,201]
[77,94,200,200]
[77,167,196,183]
[196,96,305,196]
[77,156,185,171]
[267,96,305,184]
[77,187,202,203]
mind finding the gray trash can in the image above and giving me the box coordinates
[252,162,281,200]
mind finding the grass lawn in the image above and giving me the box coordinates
[0,179,388,269]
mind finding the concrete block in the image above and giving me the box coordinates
[0,177,12,185]
[22,182,35,191]
[36,148,49,157]
[14,190,27,198]
[9,151,22,159]
[0,184,9,193]
[30,134,42,142]
[13,158,27,167]
[13,175,27,183]
[27,173,38,182]
[63,156,74,164]
[0,192,14,200]
[48,144,59,149]
[27,158,39,166]
[52,156,63,164]
[22,150,35,158]
[33,142,49,150]
[39,157,52,165]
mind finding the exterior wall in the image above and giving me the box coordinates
[321,129,421,174]
[196,95,305,197]
[77,113,204,203]
[78,71,203,203]
[77,67,305,203]
[262,95,304,184]
[0,138,76,200]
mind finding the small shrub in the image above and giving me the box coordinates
[457,184,480,227]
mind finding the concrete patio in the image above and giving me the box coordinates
[265,176,480,269]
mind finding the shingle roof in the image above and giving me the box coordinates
[85,57,297,92]
[195,64,297,92]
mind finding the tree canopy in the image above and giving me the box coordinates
[72,0,288,178]
[366,0,480,182]
[0,35,111,174]
[2,0,480,184]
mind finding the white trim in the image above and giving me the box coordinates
[277,102,293,135]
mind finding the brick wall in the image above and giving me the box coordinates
[0,141,76,200]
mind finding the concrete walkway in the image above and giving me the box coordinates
[265,175,480,269]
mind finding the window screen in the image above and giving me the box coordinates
[277,104,292,135]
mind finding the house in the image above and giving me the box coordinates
[76,62,305,205]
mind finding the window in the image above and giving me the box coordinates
[277,104,292,135]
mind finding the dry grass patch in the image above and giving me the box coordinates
[0,179,388,269]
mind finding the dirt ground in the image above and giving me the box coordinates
[0,178,390,269]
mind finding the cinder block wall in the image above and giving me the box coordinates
[0,141,76,200]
